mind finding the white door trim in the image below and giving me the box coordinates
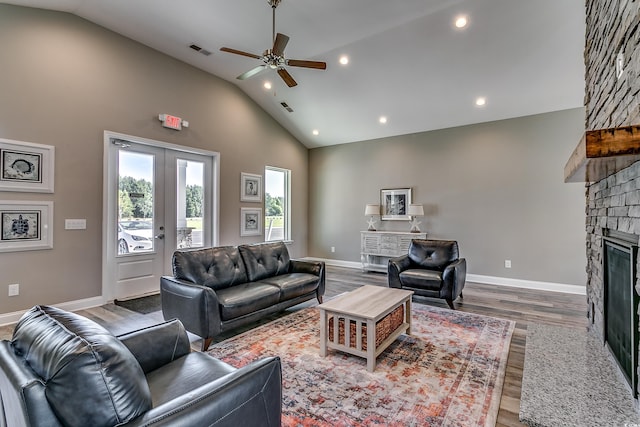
[102,130,220,302]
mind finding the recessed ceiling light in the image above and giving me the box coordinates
[455,15,468,28]
[339,55,349,65]
[312,129,319,136]
[379,116,388,124]
[263,81,272,90]
[475,97,486,106]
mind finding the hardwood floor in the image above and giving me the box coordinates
[0,265,588,427]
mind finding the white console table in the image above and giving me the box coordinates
[360,231,427,273]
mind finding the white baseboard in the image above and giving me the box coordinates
[303,257,586,295]
[0,296,105,327]
[466,274,586,295]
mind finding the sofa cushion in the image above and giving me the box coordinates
[399,269,443,291]
[260,273,319,300]
[239,242,291,282]
[146,352,236,406]
[173,246,248,290]
[11,305,151,427]
[216,283,281,320]
[408,239,459,271]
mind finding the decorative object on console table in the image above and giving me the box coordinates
[240,172,262,202]
[380,188,411,220]
[364,204,380,231]
[407,204,424,233]
[361,230,426,273]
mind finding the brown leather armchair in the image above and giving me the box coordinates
[388,239,466,309]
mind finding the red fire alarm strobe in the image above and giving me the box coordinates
[159,114,189,130]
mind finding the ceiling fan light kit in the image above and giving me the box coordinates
[220,0,327,88]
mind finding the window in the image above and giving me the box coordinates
[264,166,290,241]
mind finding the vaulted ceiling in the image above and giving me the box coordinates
[3,0,585,148]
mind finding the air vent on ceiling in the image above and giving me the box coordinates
[189,44,212,56]
[280,102,294,113]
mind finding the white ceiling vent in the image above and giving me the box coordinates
[280,102,294,113]
[189,44,212,56]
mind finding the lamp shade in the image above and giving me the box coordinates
[407,204,424,216]
[364,204,380,216]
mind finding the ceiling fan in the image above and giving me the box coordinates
[220,0,327,87]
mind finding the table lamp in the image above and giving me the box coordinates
[408,204,424,233]
[364,204,380,231]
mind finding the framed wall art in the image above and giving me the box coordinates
[241,172,262,202]
[240,207,262,236]
[0,138,55,193]
[380,188,412,221]
[0,200,53,252]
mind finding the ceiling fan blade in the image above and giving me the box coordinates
[237,65,267,80]
[220,47,262,60]
[287,59,327,70]
[272,33,290,57]
[277,68,298,87]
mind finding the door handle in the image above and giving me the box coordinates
[155,234,165,240]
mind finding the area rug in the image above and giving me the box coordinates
[520,323,640,427]
[208,304,515,427]
[114,294,161,314]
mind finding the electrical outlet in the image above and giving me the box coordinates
[504,260,512,269]
[8,283,19,297]
[331,246,336,253]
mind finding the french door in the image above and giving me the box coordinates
[102,131,218,301]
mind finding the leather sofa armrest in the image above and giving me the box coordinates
[441,258,467,299]
[160,276,222,344]
[117,319,191,374]
[388,255,411,288]
[290,259,325,298]
[124,357,282,427]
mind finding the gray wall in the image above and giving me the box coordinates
[0,5,309,315]
[308,108,587,286]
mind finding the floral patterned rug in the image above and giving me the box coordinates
[208,303,515,427]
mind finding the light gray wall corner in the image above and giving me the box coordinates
[308,108,587,287]
[0,5,308,315]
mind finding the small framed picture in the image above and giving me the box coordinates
[0,201,53,252]
[0,138,55,193]
[240,207,262,236]
[381,188,412,221]
[241,172,262,202]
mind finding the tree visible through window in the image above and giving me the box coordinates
[265,166,290,241]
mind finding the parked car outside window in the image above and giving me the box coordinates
[118,220,153,254]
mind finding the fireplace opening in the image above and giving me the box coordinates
[603,233,639,397]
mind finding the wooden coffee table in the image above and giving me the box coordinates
[318,285,413,372]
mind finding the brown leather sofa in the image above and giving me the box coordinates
[388,239,466,309]
[161,241,325,350]
[0,305,281,427]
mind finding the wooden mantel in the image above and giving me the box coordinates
[564,125,640,182]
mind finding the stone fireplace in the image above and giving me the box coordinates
[564,0,640,400]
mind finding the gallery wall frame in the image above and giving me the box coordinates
[0,200,53,252]
[0,138,55,193]
[381,188,412,221]
[241,172,262,202]
[240,207,262,237]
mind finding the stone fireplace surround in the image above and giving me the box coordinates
[586,162,640,398]
[578,0,640,403]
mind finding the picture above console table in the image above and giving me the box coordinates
[360,231,427,273]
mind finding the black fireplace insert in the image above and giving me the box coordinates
[603,235,639,397]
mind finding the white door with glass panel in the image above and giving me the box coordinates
[103,133,217,301]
